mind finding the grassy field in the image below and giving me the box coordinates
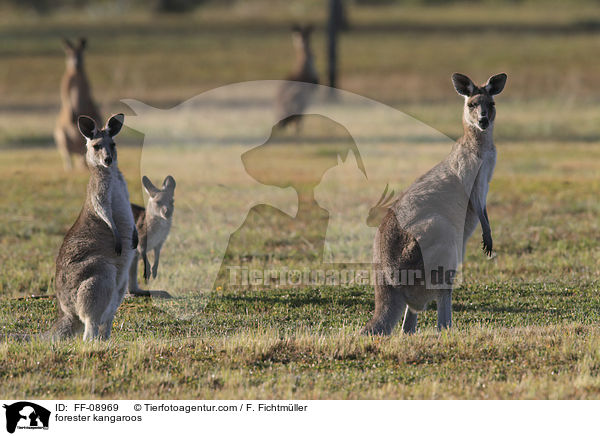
[2,1,600,399]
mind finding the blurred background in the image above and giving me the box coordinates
[2,0,600,147]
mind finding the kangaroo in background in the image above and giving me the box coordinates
[275,24,319,132]
[128,175,176,298]
[361,72,507,336]
[49,114,136,341]
[54,37,101,170]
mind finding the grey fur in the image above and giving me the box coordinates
[128,175,176,298]
[48,114,136,341]
[361,73,507,336]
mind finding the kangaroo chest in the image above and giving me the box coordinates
[111,172,135,247]
[146,217,172,250]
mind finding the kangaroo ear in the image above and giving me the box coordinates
[62,38,74,51]
[105,113,124,137]
[452,73,476,97]
[142,176,160,197]
[162,175,176,192]
[484,73,507,96]
[78,115,97,140]
[78,37,87,50]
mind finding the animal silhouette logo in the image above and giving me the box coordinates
[122,80,466,297]
[3,402,50,433]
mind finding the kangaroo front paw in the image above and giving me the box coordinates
[151,265,158,279]
[115,240,122,256]
[132,229,138,249]
[482,233,493,257]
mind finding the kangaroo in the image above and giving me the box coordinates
[54,37,102,170]
[361,72,507,336]
[48,114,137,341]
[275,24,319,132]
[128,175,176,298]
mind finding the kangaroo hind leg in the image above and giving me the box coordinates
[437,290,453,331]
[76,272,114,341]
[402,307,418,334]
[361,283,406,336]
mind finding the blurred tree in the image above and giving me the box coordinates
[7,0,52,13]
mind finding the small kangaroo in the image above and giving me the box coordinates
[275,24,319,132]
[361,72,507,336]
[128,175,176,297]
[54,37,102,170]
[49,113,137,341]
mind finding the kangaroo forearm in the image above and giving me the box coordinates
[99,210,119,242]
[479,206,493,255]
[91,199,122,254]
[479,208,491,236]
[142,251,151,282]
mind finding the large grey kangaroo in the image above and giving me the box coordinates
[54,38,102,170]
[128,175,176,298]
[361,72,507,336]
[49,114,137,341]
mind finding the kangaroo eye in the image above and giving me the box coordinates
[93,144,101,151]
[468,102,476,108]
[110,142,116,149]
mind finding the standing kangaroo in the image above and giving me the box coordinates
[361,72,507,336]
[54,37,102,170]
[128,175,176,297]
[49,114,136,341]
[275,24,319,132]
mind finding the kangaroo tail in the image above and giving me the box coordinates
[1,315,82,342]
[0,332,33,342]
[42,312,82,341]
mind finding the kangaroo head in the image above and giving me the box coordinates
[77,114,124,169]
[142,175,176,220]
[62,37,87,71]
[452,72,507,132]
[291,24,314,54]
